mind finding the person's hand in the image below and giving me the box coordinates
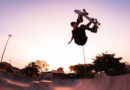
[68,42,71,44]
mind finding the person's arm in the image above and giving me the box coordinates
[68,36,74,44]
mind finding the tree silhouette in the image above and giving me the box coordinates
[22,62,39,77]
[57,67,64,73]
[21,60,49,77]
[35,60,49,72]
[92,52,125,76]
[69,64,94,78]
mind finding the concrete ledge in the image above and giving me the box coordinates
[28,80,55,90]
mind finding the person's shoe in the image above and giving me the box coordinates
[83,9,89,15]
[94,19,100,25]
[92,25,98,33]
[91,18,95,22]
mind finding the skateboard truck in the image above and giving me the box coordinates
[82,9,100,25]
[83,9,89,15]
[74,9,101,25]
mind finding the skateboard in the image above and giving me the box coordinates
[74,9,100,25]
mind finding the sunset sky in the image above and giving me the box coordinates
[0,0,130,71]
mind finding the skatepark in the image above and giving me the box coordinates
[0,71,130,90]
[0,0,130,90]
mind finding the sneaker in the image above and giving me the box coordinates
[94,19,100,25]
[91,18,95,22]
[83,9,89,15]
[92,25,98,33]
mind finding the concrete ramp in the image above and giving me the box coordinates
[0,72,55,90]
[53,74,130,90]
[75,74,130,90]
[0,77,28,90]
[0,77,55,90]
[0,71,130,90]
[28,80,55,90]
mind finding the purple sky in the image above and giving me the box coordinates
[0,0,130,71]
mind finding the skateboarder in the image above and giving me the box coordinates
[68,13,98,46]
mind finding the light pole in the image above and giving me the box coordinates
[82,47,86,79]
[1,34,12,63]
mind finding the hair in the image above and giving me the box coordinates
[70,22,76,26]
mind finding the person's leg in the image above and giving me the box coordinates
[77,14,83,24]
[79,20,93,31]
[80,22,98,33]
[87,18,98,33]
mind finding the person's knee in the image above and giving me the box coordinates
[78,15,83,22]
[78,18,83,23]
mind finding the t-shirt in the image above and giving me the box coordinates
[72,28,87,46]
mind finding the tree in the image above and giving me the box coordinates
[0,62,12,69]
[21,60,49,77]
[22,62,39,77]
[35,60,49,72]
[69,64,94,78]
[92,52,125,76]
[57,67,64,73]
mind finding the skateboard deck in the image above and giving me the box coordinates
[74,9,100,25]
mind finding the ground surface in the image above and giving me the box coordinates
[55,87,75,90]
[0,71,130,90]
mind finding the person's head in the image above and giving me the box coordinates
[70,22,77,29]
